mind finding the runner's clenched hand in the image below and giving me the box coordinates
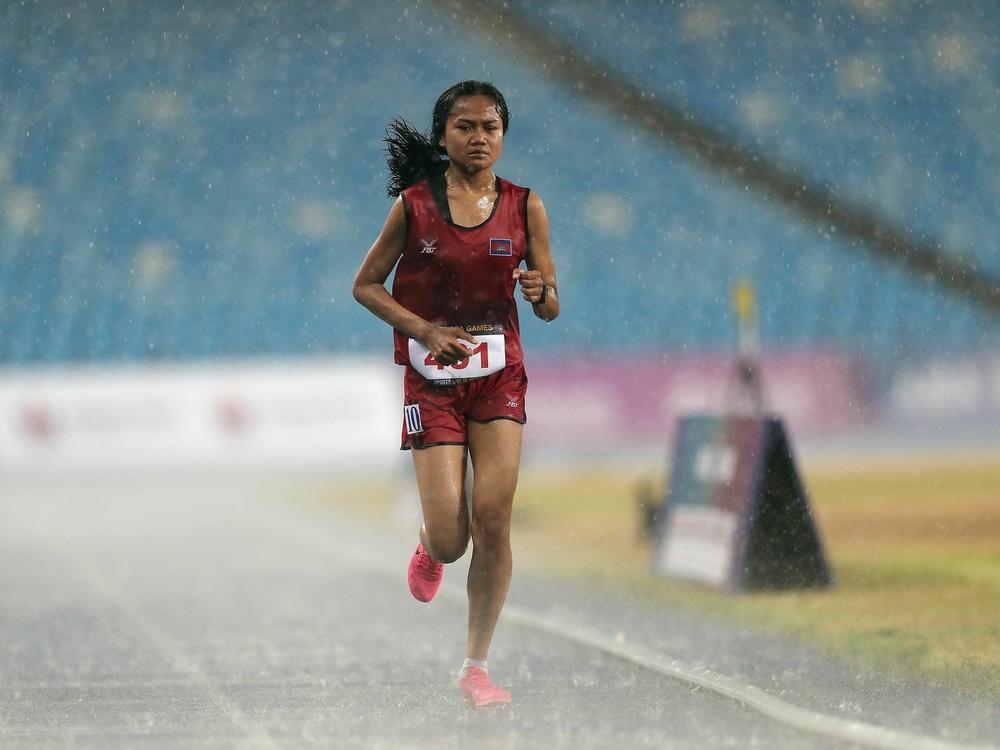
[420,324,477,367]
[513,268,547,303]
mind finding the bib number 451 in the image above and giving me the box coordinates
[424,342,489,370]
[409,333,505,381]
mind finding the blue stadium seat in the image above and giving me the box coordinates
[0,0,996,380]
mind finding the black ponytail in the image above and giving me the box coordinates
[383,117,446,198]
[384,80,511,198]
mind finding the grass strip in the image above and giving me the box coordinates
[510,458,1000,696]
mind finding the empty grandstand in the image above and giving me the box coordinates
[2,0,997,392]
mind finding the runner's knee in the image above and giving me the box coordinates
[470,506,511,550]
[424,528,469,563]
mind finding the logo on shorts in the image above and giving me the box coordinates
[506,393,520,409]
[419,238,437,254]
[404,404,424,434]
[489,238,513,256]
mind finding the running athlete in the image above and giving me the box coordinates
[352,81,559,707]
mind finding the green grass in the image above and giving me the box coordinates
[509,459,1000,695]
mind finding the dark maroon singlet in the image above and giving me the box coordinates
[391,173,530,371]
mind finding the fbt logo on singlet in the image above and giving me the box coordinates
[408,323,506,383]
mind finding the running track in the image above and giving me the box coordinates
[0,472,994,749]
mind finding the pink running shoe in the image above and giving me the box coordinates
[459,666,512,708]
[407,543,443,602]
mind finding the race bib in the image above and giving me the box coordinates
[409,330,506,382]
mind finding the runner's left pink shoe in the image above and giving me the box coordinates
[407,543,444,602]
[459,666,512,708]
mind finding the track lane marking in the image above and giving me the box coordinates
[326,529,996,750]
[74,563,287,750]
[498,605,996,750]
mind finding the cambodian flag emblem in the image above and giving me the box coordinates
[489,238,513,256]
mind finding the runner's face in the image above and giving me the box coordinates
[439,95,504,173]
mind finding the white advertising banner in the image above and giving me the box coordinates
[0,359,400,471]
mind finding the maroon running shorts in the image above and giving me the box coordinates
[400,361,527,450]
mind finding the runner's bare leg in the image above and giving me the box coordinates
[465,419,523,660]
[411,444,470,563]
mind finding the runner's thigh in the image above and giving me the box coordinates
[411,444,470,535]
[467,419,523,512]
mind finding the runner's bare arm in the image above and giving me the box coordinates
[353,198,475,365]
[517,192,559,322]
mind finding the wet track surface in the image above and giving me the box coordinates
[0,473,994,749]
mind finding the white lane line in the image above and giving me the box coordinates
[77,567,286,750]
[330,533,995,750]
[498,605,997,750]
[232,498,997,750]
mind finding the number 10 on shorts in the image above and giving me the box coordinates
[408,334,506,382]
[404,404,423,435]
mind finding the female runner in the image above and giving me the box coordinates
[352,80,559,707]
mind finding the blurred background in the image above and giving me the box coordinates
[1,0,999,714]
[1,0,998,473]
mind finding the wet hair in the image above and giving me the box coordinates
[384,80,511,197]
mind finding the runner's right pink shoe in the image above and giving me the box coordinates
[459,666,512,708]
[407,543,444,602]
